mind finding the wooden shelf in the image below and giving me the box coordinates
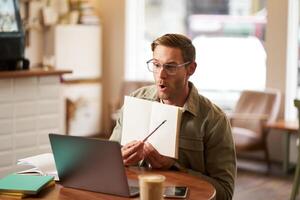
[62,78,102,84]
[0,68,72,79]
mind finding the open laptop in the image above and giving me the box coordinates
[48,133,139,197]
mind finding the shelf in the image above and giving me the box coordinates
[0,68,72,79]
[62,78,102,84]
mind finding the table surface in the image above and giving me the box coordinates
[6,167,216,200]
[266,120,298,132]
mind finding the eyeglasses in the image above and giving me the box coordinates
[146,59,191,75]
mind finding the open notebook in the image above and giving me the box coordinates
[122,96,183,158]
[17,153,58,181]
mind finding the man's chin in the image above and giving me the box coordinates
[158,92,170,100]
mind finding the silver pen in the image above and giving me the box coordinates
[142,120,167,142]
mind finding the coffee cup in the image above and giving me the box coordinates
[138,174,165,200]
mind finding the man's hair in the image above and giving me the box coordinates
[151,33,196,62]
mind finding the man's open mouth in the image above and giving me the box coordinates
[160,85,166,89]
[158,83,167,90]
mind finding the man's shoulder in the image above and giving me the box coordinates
[130,85,158,100]
[196,92,227,119]
[195,93,231,136]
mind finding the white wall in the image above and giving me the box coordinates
[0,76,64,178]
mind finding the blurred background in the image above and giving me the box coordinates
[1,0,300,199]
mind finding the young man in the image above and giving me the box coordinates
[110,33,236,200]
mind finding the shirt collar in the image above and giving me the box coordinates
[182,82,199,117]
[139,82,199,116]
[139,85,160,102]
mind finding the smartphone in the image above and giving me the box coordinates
[163,186,188,198]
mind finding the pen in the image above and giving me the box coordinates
[142,120,167,142]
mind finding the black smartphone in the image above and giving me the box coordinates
[163,186,188,198]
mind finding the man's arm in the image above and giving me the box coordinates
[143,142,175,169]
[109,107,123,142]
[171,114,235,200]
[186,168,233,200]
[203,114,236,200]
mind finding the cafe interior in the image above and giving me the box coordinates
[0,0,299,199]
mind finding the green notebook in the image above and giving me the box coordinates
[0,174,54,195]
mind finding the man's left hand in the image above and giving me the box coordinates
[143,142,175,169]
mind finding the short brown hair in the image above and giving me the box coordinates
[151,33,196,62]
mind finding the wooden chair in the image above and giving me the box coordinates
[290,99,300,200]
[229,89,281,170]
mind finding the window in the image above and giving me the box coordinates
[125,0,267,111]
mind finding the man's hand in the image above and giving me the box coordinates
[121,140,144,166]
[143,142,175,169]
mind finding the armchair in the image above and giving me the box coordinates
[230,89,281,169]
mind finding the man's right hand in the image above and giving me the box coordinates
[121,140,144,166]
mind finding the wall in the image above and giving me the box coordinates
[265,1,288,114]
[23,1,105,136]
[0,75,64,178]
[92,0,125,135]
[264,0,288,162]
[265,0,298,120]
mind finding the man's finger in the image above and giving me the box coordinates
[144,143,163,168]
[144,142,160,158]
[124,147,144,165]
[122,140,138,150]
[122,141,144,159]
[124,151,142,165]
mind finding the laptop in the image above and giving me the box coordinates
[48,133,139,197]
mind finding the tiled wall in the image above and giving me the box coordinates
[0,76,64,177]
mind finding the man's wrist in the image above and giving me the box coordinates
[169,161,186,172]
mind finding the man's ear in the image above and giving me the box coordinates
[187,62,197,76]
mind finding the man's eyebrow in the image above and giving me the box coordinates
[152,59,178,65]
[165,61,179,65]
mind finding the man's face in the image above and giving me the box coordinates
[152,45,190,101]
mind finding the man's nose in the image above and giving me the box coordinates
[157,66,168,78]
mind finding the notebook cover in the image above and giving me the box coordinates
[0,174,54,195]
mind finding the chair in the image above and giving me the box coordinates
[290,99,300,200]
[230,89,281,169]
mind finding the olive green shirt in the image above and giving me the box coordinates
[110,82,236,200]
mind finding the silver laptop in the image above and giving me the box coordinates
[49,133,139,197]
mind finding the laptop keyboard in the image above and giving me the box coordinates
[128,179,139,196]
[129,186,139,196]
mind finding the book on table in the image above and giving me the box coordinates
[121,96,183,158]
[0,174,54,198]
[17,153,59,181]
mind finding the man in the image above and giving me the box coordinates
[110,33,236,200]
